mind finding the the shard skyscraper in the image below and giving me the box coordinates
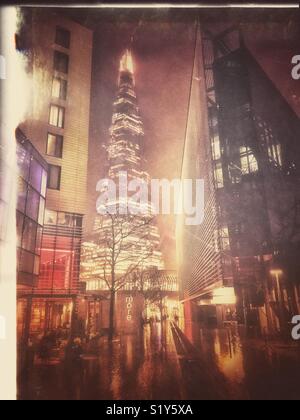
[81,50,164,293]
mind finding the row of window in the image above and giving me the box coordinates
[46,27,71,190]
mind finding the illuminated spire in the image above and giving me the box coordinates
[120,49,134,74]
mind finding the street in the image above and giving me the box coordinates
[19,322,300,400]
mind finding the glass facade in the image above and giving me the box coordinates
[37,210,83,295]
[16,131,48,288]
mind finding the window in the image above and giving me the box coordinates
[52,77,67,100]
[58,212,73,227]
[19,250,35,274]
[47,165,61,190]
[49,105,65,128]
[240,146,258,174]
[55,27,71,49]
[38,197,45,226]
[17,145,30,181]
[54,51,69,74]
[45,209,57,225]
[214,162,224,189]
[41,169,47,198]
[47,133,63,158]
[17,178,27,213]
[219,227,230,251]
[211,135,221,160]
[29,158,43,192]
[268,144,282,167]
[22,218,37,253]
[26,187,40,221]
[16,211,24,247]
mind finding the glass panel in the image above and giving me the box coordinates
[48,165,61,190]
[35,226,43,255]
[51,78,67,100]
[16,211,24,247]
[220,227,230,251]
[47,133,57,156]
[212,135,221,160]
[49,105,59,126]
[34,256,40,276]
[19,250,34,274]
[29,158,43,192]
[214,162,224,189]
[22,218,37,253]
[60,79,68,100]
[26,187,40,221]
[17,143,30,181]
[74,216,83,228]
[54,51,69,74]
[58,212,73,227]
[52,78,61,98]
[41,169,47,198]
[38,197,45,226]
[17,177,27,213]
[44,209,57,225]
[58,108,64,128]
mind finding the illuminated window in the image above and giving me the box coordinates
[268,144,282,167]
[47,165,61,190]
[52,77,67,100]
[49,105,65,128]
[214,162,224,188]
[219,227,230,251]
[240,146,258,174]
[211,135,221,160]
[47,133,63,158]
[55,27,71,49]
[54,51,69,74]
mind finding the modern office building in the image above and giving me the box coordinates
[19,10,93,336]
[178,26,300,335]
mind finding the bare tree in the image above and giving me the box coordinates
[132,267,167,324]
[86,212,157,340]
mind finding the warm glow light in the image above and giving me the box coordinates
[120,49,134,74]
[212,287,237,305]
[270,269,283,276]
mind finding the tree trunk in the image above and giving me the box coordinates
[109,290,116,341]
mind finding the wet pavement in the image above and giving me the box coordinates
[19,322,300,400]
[19,322,185,400]
[182,322,300,400]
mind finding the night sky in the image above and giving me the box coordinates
[34,8,300,269]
